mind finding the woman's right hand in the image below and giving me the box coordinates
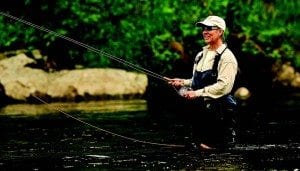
[164,77,184,88]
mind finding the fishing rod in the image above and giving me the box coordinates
[0,11,185,148]
[0,11,168,82]
[0,11,182,96]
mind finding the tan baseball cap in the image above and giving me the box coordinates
[196,15,226,31]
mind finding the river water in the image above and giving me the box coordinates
[0,98,299,170]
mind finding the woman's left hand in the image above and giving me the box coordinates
[183,90,197,100]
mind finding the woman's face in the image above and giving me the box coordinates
[202,26,223,44]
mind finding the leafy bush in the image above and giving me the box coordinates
[0,0,299,72]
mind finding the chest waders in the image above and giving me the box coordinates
[191,47,237,147]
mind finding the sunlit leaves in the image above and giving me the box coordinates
[0,0,299,70]
[229,0,299,66]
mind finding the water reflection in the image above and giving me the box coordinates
[0,100,147,116]
[0,100,299,170]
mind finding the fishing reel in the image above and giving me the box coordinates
[178,86,192,96]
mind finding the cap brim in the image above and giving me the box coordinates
[195,21,214,27]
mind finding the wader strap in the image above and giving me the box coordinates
[212,47,227,73]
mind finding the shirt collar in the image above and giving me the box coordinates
[203,43,227,54]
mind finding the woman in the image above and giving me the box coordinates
[166,15,238,150]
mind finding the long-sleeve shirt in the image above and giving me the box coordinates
[183,44,238,99]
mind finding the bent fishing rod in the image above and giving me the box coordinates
[0,11,169,82]
[0,11,184,148]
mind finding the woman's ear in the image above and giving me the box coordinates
[218,30,224,36]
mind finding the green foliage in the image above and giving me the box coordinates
[0,16,36,50]
[229,0,300,66]
[0,0,299,71]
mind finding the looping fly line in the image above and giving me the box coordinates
[32,94,184,148]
